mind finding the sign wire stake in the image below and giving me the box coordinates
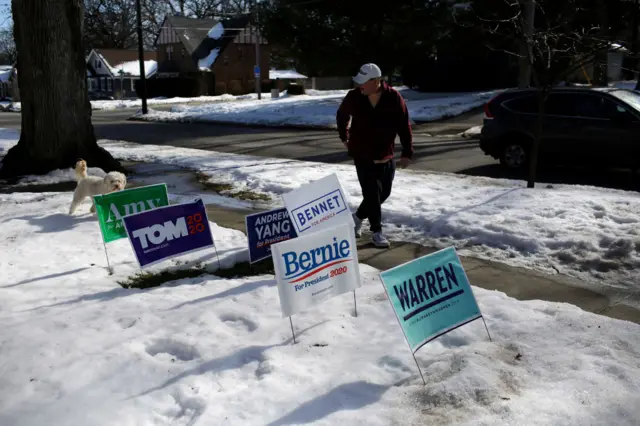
[353,290,358,317]
[412,352,426,386]
[289,317,297,344]
[102,240,113,275]
[482,317,492,342]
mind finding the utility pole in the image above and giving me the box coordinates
[254,2,261,100]
[136,0,148,114]
[519,0,535,88]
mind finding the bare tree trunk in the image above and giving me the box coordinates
[0,0,123,179]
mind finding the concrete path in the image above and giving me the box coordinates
[205,204,640,325]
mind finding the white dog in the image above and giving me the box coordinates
[69,159,127,215]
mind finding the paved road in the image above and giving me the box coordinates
[1,107,637,190]
[0,107,494,174]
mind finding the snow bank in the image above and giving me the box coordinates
[133,89,501,128]
[0,191,638,425]
[3,93,258,113]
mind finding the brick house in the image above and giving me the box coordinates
[154,15,270,96]
[86,48,157,98]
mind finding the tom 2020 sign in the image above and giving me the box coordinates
[123,198,215,268]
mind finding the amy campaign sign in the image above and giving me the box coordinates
[282,173,354,235]
[245,208,297,264]
[379,247,483,353]
[94,184,169,243]
[123,198,215,268]
[271,221,361,317]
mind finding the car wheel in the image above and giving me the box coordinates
[500,142,528,169]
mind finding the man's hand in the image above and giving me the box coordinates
[397,157,411,169]
[342,140,349,149]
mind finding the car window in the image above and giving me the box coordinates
[545,93,616,119]
[504,94,537,113]
[608,90,640,116]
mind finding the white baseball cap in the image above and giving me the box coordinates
[353,63,382,85]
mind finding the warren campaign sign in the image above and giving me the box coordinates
[123,199,215,268]
[379,247,483,353]
[281,173,354,235]
[94,184,169,243]
[271,222,361,317]
[245,208,297,264]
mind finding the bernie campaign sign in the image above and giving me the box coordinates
[379,247,483,353]
[245,207,298,264]
[94,184,169,243]
[123,198,215,268]
[271,222,361,317]
[281,173,354,235]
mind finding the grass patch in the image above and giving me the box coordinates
[214,259,275,278]
[118,260,275,289]
[194,171,271,202]
[118,268,207,289]
[195,172,234,192]
[233,190,271,201]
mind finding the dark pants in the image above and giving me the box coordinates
[354,160,396,233]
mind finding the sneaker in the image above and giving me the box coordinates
[353,214,363,238]
[372,232,390,248]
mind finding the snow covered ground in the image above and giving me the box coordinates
[1,127,638,299]
[99,140,639,297]
[0,191,639,426]
[1,93,259,112]
[133,88,501,128]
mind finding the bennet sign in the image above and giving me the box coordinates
[282,173,354,235]
[123,199,215,268]
[271,222,361,317]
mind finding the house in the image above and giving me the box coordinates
[154,15,270,96]
[568,43,629,85]
[86,48,158,99]
[0,65,18,100]
[269,69,307,91]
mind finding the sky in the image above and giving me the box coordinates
[0,3,11,29]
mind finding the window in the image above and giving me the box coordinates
[504,94,537,113]
[181,48,186,58]
[546,93,615,120]
[100,77,105,91]
[107,78,112,91]
[166,45,173,60]
[131,78,136,91]
[223,55,229,66]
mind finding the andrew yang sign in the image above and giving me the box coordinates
[282,173,354,235]
[379,247,483,353]
[271,222,361,317]
[245,208,297,264]
[123,199,215,268]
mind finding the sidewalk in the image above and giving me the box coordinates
[205,204,640,325]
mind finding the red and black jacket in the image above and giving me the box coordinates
[336,82,414,162]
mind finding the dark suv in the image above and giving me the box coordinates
[479,87,640,171]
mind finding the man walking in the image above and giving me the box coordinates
[337,63,413,248]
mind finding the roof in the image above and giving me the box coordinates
[269,70,307,80]
[166,15,223,55]
[0,67,12,82]
[111,60,158,78]
[94,49,156,67]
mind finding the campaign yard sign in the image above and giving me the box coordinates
[245,208,297,264]
[123,198,215,268]
[379,247,483,353]
[94,184,169,243]
[281,173,354,235]
[271,222,361,317]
